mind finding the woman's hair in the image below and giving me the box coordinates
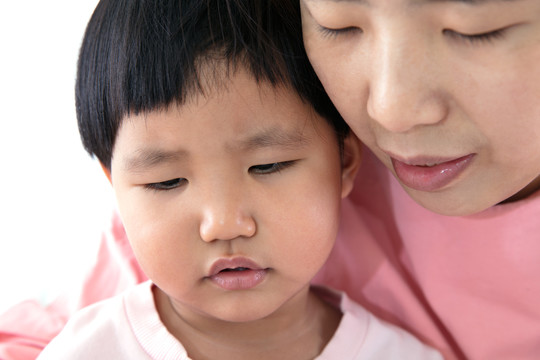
[76,0,348,169]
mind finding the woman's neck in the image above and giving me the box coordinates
[500,174,540,204]
[153,286,342,360]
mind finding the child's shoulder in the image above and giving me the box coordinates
[37,281,159,360]
[312,286,443,360]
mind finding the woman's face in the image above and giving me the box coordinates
[301,0,540,215]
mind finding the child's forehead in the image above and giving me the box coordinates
[118,66,312,133]
[181,58,288,104]
[117,59,292,125]
[112,74,331,173]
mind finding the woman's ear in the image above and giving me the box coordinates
[340,134,362,199]
[100,162,112,184]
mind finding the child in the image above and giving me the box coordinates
[297,0,540,359]
[37,0,441,359]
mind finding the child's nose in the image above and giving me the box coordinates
[366,28,449,133]
[199,186,256,242]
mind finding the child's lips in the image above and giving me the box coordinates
[208,257,264,276]
[207,257,268,290]
[390,154,476,192]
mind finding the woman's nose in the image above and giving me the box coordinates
[366,29,448,133]
[199,185,256,243]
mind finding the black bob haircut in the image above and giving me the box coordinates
[76,0,348,170]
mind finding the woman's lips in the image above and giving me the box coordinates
[207,257,268,290]
[391,154,475,192]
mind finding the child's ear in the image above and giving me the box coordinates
[100,162,113,184]
[340,134,362,199]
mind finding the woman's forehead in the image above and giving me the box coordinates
[302,0,521,6]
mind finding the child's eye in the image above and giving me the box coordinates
[144,178,187,191]
[443,28,506,44]
[317,25,362,39]
[249,160,297,175]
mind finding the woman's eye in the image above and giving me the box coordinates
[144,178,186,191]
[444,28,506,44]
[317,25,362,39]
[249,160,297,175]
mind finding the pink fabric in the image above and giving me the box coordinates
[3,149,540,359]
[0,300,67,360]
[313,149,540,360]
[38,281,442,359]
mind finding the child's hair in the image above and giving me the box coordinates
[76,0,349,170]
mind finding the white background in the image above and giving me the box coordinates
[0,0,115,314]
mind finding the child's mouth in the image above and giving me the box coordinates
[220,267,250,272]
[208,258,268,290]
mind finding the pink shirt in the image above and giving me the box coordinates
[37,281,442,360]
[2,149,539,359]
[314,150,540,359]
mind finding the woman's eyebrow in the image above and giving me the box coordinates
[307,0,518,4]
[425,0,518,3]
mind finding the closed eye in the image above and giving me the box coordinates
[443,28,506,44]
[144,178,187,191]
[249,160,297,175]
[317,25,362,39]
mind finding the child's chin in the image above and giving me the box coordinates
[209,303,280,324]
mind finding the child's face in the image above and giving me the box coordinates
[109,68,357,323]
[301,0,540,215]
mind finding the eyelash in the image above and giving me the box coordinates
[143,161,297,192]
[317,25,361,39]
[318,24,506,44]
[249,160,297,175]
[144,178,187,192]
[444,28,506,44]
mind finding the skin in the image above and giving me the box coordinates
[107,67,360,359]
[301,0,540,215]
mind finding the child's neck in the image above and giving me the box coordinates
[154,286,342,360]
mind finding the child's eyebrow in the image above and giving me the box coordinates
[240,128,311,151]
[122,149,188,172]
[121,129,309,172]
